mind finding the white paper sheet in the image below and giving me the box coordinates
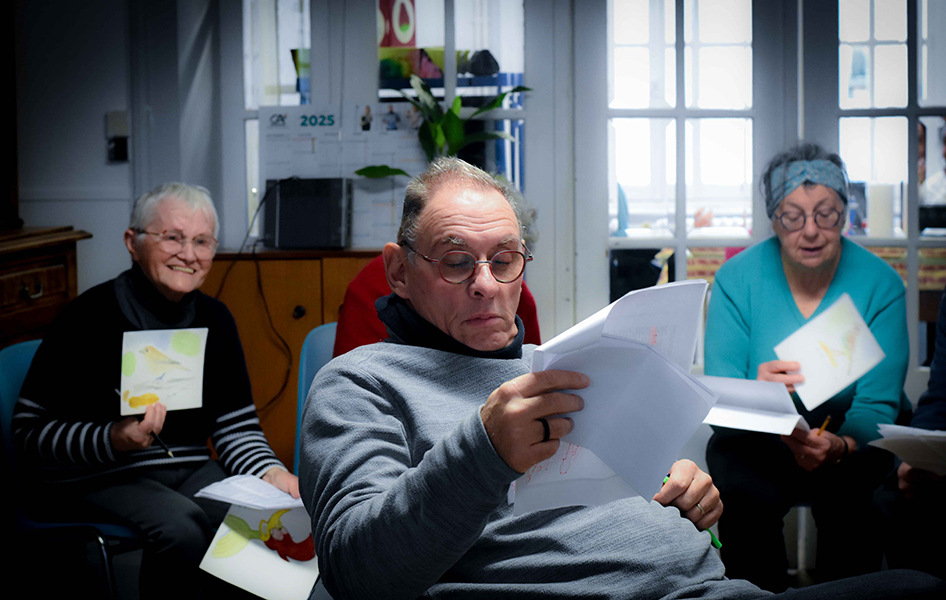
[195,475,305,510]
[774,294,886,411]
[200,505,318,600]
[513,443,638,515]
[869,424,946,476]
[699,375,809,435]
[523,281,715,507]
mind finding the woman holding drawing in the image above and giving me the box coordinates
[704,144,910,592]
[13,183,298,599]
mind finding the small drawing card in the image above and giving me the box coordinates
[119,328,208,415]
[774,294,885,412]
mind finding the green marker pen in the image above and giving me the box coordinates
[662,475,723,549]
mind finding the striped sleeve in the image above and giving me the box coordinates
[211,404,284,477]
[13,396,117,469]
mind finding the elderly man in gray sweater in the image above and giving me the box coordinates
[300,157,942,600]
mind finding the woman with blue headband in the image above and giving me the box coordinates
[704,143,910,592]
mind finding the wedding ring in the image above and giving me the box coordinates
[696,502,706,516]
[538,418,551,443]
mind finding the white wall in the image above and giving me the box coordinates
[16,0,135,292]
[17,0,228,293]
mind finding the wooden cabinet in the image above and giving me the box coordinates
[0,227,92,348]
[200,249,378,467]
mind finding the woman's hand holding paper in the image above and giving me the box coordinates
[111,402,167,452]
[756,360,804,394]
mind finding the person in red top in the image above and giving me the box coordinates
[333,255,541,357]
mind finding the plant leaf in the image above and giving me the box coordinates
[410,75,443,122]
[442,110,466,156]
[355,165,411,178]
[417,121,438,162]
[470,85,531,118]
[449,96,462,117]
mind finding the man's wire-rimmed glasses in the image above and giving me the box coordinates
[401,240,533,284]
[135,229,219,259]
[774,208,844,232]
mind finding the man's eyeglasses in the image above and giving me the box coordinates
[136,229,218,259]
[401,241,533,285]
[774,209,844,232]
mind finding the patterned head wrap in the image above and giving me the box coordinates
[766,159,849,219]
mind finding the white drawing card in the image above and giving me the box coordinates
[119,328,208,415]
[774,294,885,411]
[200,505,319,600]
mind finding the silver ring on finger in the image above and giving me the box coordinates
[538,418,551,443]
[696,502,706,517]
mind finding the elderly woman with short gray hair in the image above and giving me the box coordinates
[703,143,910,592]
[14,182,298,599]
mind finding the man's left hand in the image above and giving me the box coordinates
[262,466,300,498]
[652,459,721,530]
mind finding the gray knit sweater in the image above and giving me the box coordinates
[300,341,766,600]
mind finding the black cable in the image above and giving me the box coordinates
[212,177,298,414]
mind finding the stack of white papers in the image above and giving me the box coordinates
[869,424,946,475]
[195,475,305,510]
[515,281,716,514]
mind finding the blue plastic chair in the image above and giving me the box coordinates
[294,322,338,475]
[0,340,141,599]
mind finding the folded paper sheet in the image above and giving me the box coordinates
[195,475,305,510]
[700,375,809,435]
[869,424,946,476]
[774,294,885,411]
[200,504,318,600]
[518,281,716,511]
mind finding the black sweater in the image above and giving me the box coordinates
[13,269,284,483]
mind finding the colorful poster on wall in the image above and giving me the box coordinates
[119,328,208,415]
[378,0,416,48]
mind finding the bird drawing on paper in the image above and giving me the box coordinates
[139,345,189,378]
[212,509,315,562]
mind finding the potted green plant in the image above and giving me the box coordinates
[356,74,530,178]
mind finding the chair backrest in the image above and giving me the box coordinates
[294,322,337,475]
[0,340,42,471]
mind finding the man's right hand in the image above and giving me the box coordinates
[111,402,167,452]
[897,461,942,499]
[480,370,588,473]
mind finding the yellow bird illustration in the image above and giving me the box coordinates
[139,345,189,377]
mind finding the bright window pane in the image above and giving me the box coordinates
[613,48,652,108]
[613,0,649,44]
[839,44,871,108]
[874,0,906,42]
[840,116,908,237]
[453,0,525,103]
[243,0,310,110]
[920,115,946,214]
[697,0,751,44]
[610,118,676,237]
[874,44,908,107]
[611,0,675,109]
[685,118,752,237]
[684,0,752,109]
[839,0,870,42]
[695,47,752,109]
[246,119,260,236]
[919,0,946,106]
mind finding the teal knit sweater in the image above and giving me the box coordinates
[705,237,909,445]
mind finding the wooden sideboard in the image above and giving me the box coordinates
[200,249,379,468]
[0,226,92,348]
